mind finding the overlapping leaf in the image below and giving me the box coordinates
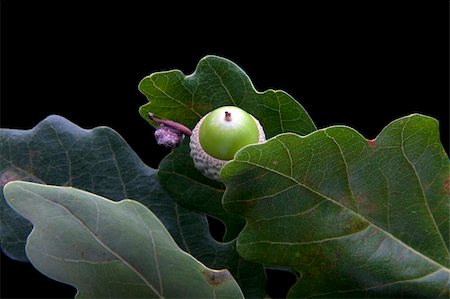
[222,114,450,298]
[157,140,245,241]
[139,55,316,240]
[4,181,244,298]
[0,116,266,298]
[0,115,188,261]
[138,55,316,136]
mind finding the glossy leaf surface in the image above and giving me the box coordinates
[222,114,450,298]
[4,181,244,298]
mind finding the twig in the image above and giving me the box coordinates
[148,112,192,136]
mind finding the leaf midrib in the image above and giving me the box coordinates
[236,159,450,271]
[19,186,164,298]
[205,59,237,106]
[148,76,202,119]
[307,268,446,298]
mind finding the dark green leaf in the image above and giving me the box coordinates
[0,116,266,298]
[4,181,244,298]
[140,55,316,241]
[138,55,316,138]
[158,140,245,241]
[222,114,450,298]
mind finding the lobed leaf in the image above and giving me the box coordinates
[4,181,244,298]
[0,116,266,298]
[0,115,191,261]
[222,114,450,298]
[139,55,316,241]
[157,140,245,241]
[138,55,316,137]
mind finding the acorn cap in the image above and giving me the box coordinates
[189,108,265,181]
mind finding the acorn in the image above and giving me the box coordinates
[189,106,265,181]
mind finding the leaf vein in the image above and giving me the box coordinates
[324,130,358,213]
[235,158,450,270]
[149,77,202,118]
[243,224,371,246]
[18,186,164,298]
[400,117,449,256]
[205,60,237,106]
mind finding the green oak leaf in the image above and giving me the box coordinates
[0,115,192,261]
[157,140,245,241]
[0,115,266,298]
[139,55,316,241]
[138,55,316,136]
[4,181,244,298]
[222,114,450,298]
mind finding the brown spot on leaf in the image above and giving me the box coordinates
[444,176,450,195]
[203,269,233,287]
[355,194,365,205]
[355,194,376,215]
[367,139,376,149]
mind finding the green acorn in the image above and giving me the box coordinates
[189,106,265,181]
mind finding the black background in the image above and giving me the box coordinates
[1,1,448,298]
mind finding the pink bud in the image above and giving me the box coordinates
[154,124,185,148]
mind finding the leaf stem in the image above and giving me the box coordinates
[148,113,192,136]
